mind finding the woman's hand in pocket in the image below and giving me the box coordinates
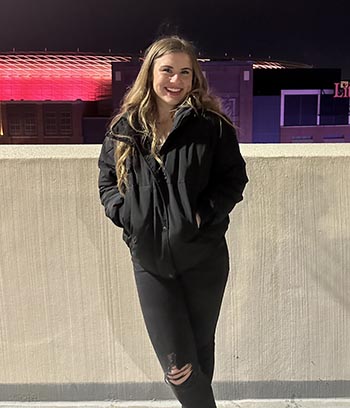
[195,212,201,228]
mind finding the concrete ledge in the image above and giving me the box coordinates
[1,400,350,408]
[1,143,350,159]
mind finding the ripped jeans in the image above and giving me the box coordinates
[133,240,229,408]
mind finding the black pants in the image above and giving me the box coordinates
[133,240,229,408]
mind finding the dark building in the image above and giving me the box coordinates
[253,68,350,143]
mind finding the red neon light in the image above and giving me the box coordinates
[0,53,130,101]
[0,77,111,101]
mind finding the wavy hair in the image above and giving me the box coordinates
[110,36,228,194]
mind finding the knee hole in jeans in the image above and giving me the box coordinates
[165,362,193,386]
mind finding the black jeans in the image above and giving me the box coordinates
[133,240,229,408]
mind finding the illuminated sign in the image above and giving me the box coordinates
[334,81,350,98]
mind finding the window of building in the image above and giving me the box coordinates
[7,104,38,137]
[23,110,38,136]
[44,112,58,136]
[320,94,349,125]
[8,116,22,136]
[281,89,350,127]
[43,105,72,136]
[284,94,318,126]
[60,111,73,135]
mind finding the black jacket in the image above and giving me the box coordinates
[98,107,248,278]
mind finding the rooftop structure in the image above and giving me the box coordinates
[0,53,132,101]
[0,52,131,78]
[250,59,312,69]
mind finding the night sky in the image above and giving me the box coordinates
[1,0,350,77]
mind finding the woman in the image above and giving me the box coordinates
[98,36,248,408]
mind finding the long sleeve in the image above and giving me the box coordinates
[98,136,124,227]
[197,117,249,226]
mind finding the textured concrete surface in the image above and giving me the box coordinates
[0,144,349,402]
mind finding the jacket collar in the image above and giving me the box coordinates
[107,116,136,146]
[172,106,196,131]
[107,106,198,146]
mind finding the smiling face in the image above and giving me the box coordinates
[152,52,193,114]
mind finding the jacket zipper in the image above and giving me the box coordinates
[133,138,182,277]
[141,151,169,230]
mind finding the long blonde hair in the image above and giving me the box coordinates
[110,36,227,194]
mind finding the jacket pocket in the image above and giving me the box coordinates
[196,197,215,227]
[119,195,132,236]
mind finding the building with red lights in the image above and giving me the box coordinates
[0,53,130,144]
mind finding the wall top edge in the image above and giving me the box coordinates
[0,145,102,159]
[0,144,350,159]
[240,144,350,157]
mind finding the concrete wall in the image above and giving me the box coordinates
[0,144,349,402]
